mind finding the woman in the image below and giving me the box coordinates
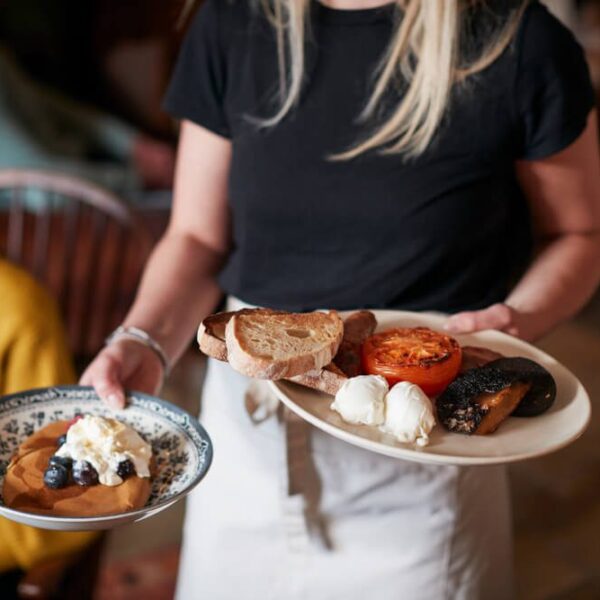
[82,1,600,598]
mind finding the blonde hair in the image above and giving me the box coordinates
[258,0,529,159]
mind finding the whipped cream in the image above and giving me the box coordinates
[380,381,436,447]
[330,375,388,426]
[56,415,152,486]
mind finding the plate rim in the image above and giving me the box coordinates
[270,309,592,466]
[0,385,213,524]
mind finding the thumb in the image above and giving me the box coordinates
[445,311,478,334]
[81,354,126,410]
[444,304,511,334]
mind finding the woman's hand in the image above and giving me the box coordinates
[80,340,164,410]
[81,121,231,410]
[448,111,600,343]
[444,303,536,341]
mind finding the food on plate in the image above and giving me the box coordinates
[200,308,556,441]
[460,346,504,372]
[361,327,462,395]
[55,415,152,485]
[225,309,344,379]
[197,308,357,394]
[3,416,152,516]
[487,357,556,416]
[436,366,531,435]
[198,308,287,361]
[333,310,378,377]
[330,375,388,426]
[380,381,436,447]
[287,364,347,396]
[331,376,436,447]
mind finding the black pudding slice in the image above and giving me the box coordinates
[72,461,99,486]
[487,357,556,417]
[44,464,69,489]
[436,367,515,434]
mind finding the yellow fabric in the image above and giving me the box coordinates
[0,258,96,572]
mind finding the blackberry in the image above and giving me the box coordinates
[72,461,99,486]
[116,459,136,479]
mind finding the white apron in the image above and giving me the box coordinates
[176,304,515,600]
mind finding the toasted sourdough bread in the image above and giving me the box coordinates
[197,308,285,362]
[286,367,346,395]
[198,308,376,394]
[225,310,344,379]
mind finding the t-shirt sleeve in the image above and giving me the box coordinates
[163,0,230,138]
[515,1,595,160]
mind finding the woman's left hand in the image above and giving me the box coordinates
[444,303,534,341]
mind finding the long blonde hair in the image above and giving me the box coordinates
[258,0,529,159]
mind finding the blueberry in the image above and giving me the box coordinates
[116,459,135,479]
[49,455,73,469]
[72,461,99,486]
[44,465,68,489]
[57,434,67,447]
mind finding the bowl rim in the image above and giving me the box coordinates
[0,385,213,524]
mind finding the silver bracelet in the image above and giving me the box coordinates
[105,326,171,375]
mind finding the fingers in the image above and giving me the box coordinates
[445,303,517,336]
[80,353,126,410]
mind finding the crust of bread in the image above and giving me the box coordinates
[197,321,228,361]
[225,310,344,379]
[289,367,347,395]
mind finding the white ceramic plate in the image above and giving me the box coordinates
[0,386,212,530]
[270,310,591,466]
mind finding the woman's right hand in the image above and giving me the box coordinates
[80,339,165,410]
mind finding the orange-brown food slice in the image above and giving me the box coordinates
[474,382,531,435]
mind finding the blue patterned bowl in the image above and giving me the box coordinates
[0,386,212,531]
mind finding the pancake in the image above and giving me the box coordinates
[3,420,152,517]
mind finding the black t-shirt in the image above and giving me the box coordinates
[164,0,594,313]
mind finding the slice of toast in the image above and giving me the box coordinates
[197,309,376,394]
[225,310,344,379]
[197,308,285,362]
[287,366,347,395]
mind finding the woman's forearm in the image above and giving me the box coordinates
[121,230,226,365]
[505,232,600,339]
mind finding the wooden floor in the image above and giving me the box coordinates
[96,302,600,600]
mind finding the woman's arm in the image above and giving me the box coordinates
[81,121,232,406]
[446,110,600,341]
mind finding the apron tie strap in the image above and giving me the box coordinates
[244,380,331,552]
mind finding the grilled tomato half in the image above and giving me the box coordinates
[361,327,462,395]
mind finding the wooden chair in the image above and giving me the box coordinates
[0,168,154,366]
[0,169,155,599]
